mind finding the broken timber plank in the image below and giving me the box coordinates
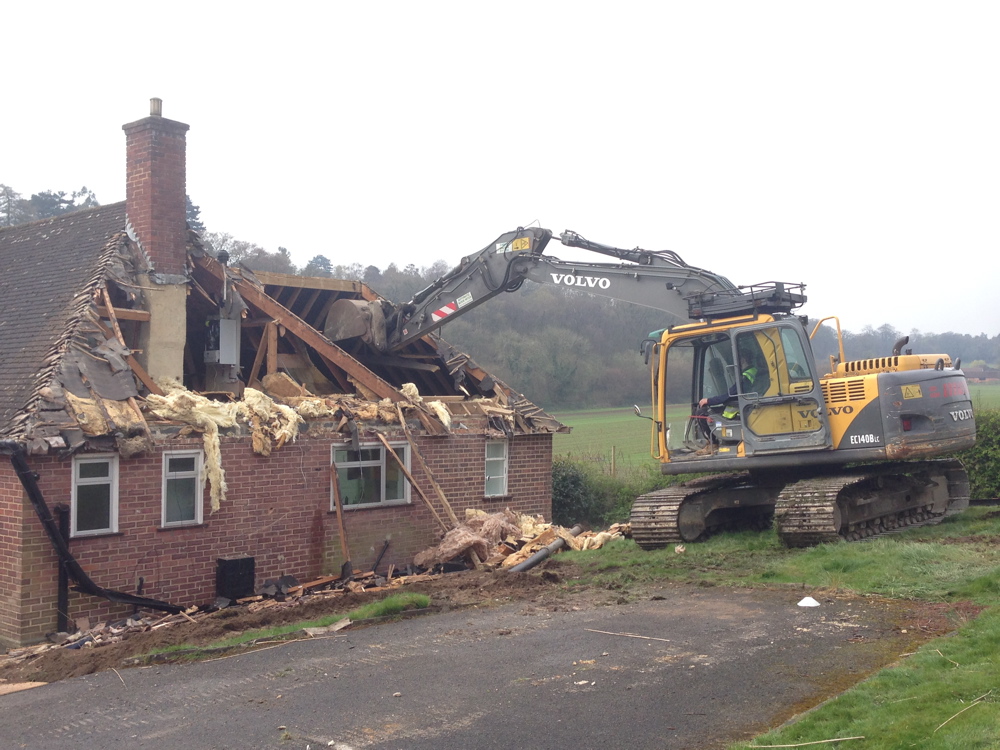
[396,404,460,527]
[330,461,353,568]
[374,432,450,534]
[94,319,164,396]
[95,305,150,322]
[100,287,127,346]
[377,428,483,569]
[300,575,341,590]
[266,318,279,376]
[247,325,270,388]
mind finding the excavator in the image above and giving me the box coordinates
[325,227,976,548]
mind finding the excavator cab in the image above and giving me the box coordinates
[653,315,832,470]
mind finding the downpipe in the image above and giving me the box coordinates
[509,524,584,573]
[0,441,183,615]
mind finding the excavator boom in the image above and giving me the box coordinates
[325,227,806,352]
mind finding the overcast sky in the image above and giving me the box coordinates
[5,2,998,336]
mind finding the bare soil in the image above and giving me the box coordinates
[0,561,983,688]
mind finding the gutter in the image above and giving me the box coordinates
[0,441,182,616]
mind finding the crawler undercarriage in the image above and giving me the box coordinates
[630,459,970,549]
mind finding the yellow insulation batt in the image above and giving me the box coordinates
[146,388,238,513]
[427,401,451,430]
[145,385,303,512]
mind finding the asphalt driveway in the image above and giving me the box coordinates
[0,584,918,749]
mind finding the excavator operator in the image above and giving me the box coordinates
[696,349,759,441]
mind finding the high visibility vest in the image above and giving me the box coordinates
[722,366,758,419]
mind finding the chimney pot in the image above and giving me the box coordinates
[150,97,162,117]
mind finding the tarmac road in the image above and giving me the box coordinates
[0,584,913,750]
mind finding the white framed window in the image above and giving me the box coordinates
[72,454,119,537]
[485,440,508,497]
[333,443,410,509]
[162,451,205,526]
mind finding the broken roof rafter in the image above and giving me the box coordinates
[192,254,447,434]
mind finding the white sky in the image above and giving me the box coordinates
[5,2,999,336]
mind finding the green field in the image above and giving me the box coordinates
[551,404,691,473]
[552,407,653,467]
[970,382,1000,409]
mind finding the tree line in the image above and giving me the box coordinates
[3,181,996,410]
[0,184,98,225]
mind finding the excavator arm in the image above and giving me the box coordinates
[324,227,806,352]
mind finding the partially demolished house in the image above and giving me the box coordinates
[0,100,566,647]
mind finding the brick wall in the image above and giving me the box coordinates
[0,462,25,647]
[1,427,553,646]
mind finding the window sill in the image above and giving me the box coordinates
[70,531,124,540]
[331,499,412,512]
[157,522,207,531]
[483,494,512,502]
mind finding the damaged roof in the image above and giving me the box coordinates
[0,211,565,453]
[0,203,129,439]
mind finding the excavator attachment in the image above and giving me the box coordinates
[324,299,388,352]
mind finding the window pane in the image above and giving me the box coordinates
[359,447,381,462]
[334,448,358,464]
[78,461,110,480]
[165,477,197,523]
[340,465,381,505]
[385,453,405,501]
[77,484,111,531]
[486,440,508,497]
[168,456,196,474]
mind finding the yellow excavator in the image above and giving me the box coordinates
[326,227,976,547]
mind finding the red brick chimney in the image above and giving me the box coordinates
[123,98,189,385]
[122,98,190,274]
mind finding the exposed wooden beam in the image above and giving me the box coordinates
[193,255,411,407]
[266,319,278,376]
[96,305,150,322]
[94,319,164,396]
[253,270,365,293]
[298,287,325,324]
[100,288,126,345]
[280,285,304,311]
[247,325,269,388]
[363,354,440,373]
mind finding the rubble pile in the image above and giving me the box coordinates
[0,568,430,665]
[414,508,629,571]
[1,516,628,669]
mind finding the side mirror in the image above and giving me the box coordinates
[633,404,654,422]
[639,338,656,365]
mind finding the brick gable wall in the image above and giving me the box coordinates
[0,429,552,646]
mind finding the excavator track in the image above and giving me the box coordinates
[774,459,969,547]
[631,473,776,549]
